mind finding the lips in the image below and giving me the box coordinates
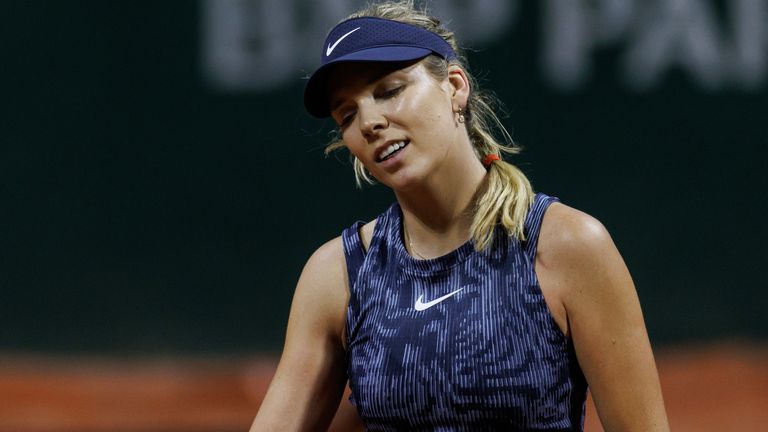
[376,139,410,162]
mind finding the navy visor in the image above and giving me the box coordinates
[304,17,457,118]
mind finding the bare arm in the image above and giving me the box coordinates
[250,237,349,432]
[537,204,669,432]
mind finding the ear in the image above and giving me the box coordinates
[446,65,470,112]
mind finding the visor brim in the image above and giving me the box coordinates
[304,46,432,118]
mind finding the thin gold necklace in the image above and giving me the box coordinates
[403,222,428,260]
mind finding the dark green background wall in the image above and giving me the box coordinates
[3,1,766,354]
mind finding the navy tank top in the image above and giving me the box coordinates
[341,193,587,431]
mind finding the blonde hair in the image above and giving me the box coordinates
[325,0,534,251]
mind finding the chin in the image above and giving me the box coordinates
[373,157,434,190]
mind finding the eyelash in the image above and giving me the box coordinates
[383,85,404,98]
[338,85,405,128]
[339,112,355,128]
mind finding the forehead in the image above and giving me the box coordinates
[326,60,424,110]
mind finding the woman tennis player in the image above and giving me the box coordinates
[251,1,669,430]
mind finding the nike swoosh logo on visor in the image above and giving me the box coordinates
[414,288,464,311]
[326,27,361,56]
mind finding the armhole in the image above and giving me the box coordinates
[341,221,366,290]
[525,194,571,343]
[357,222,370,255]
[523,193,561,262]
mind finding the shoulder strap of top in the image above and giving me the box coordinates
[341,221,366,289]
[340,203,398,289]
[523,192,561,262]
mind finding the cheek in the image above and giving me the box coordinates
[412,104,452,144]
[341,130,365,157]
[396,89,450,133]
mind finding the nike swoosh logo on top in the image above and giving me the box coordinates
[414,288,464,311]
[326,27,361,56]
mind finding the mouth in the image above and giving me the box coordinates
[376,139,410,162]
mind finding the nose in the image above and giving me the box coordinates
[358,102,388,142]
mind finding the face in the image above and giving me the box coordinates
[327,59,468,191]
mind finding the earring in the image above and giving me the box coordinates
[456,107,465,124]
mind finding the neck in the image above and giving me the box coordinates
[395,150,488,259]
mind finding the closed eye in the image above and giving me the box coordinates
[380,85,404,99]
[334,85,404,129]
[338,110,356,128]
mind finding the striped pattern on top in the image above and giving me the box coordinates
[341,193,587,431]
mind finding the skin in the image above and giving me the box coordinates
[250,59,669,431]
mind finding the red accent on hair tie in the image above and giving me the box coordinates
[483,154,500,167]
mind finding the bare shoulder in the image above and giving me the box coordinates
[305,235,346,275]
[300,214,377,305]
[538,202,614,264]
[536,202,631,305]
[295,216,377,328]
[534,203,616,336]
[291,236,349,341]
